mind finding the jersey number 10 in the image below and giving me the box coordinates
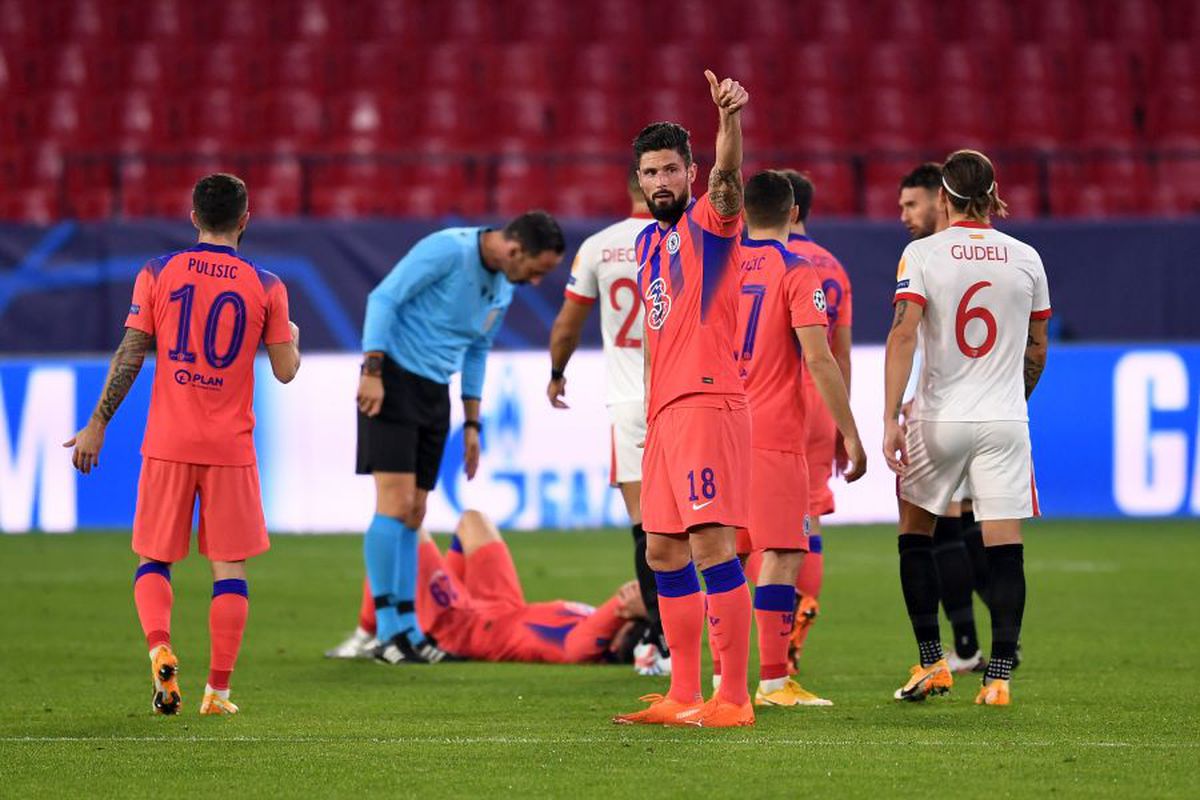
[167,284,248,369]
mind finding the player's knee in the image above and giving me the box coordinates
[456,509,501,554]
[402,499,427,529]
[377,487,416,520]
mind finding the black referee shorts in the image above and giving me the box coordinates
[356,358,451,492]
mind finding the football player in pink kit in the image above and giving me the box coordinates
[415,511,648,664]
[884,151,1050,706]
[66,174,301,716]
[781,169,854,671]
[613,70,755,728]
[721,171,865,709]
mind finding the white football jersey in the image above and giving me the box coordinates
[894,221,1051,423]
[564,215,651,406]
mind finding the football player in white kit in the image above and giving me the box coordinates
[884,151,1050,706]
[547,166,670,676]
[899,163,989,675]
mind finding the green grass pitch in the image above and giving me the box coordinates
[2,521,1198,798]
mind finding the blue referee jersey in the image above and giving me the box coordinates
[362,227,513,399]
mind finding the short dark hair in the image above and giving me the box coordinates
[778,169,814,222]
[632,122,693,168]
[626,161,641,198]
[504,211,566,256]
[743,170,795,229]
[942,149,1008,219]
[899,162,943,193]
[192,173,248,233]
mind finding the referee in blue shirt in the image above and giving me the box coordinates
[353,211,565,664]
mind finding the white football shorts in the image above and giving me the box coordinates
[608,401,646,486]
[901,420,1039,521]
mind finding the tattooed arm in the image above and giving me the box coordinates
[704,69,749,216]
[64,328,154,474]
[1025,318,1049,400]
[883,298,924,475]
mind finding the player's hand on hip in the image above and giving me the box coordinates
[463,426,481,480]
[357,374,384,417]
[547,377,568,409]
[63,421,105,475]
[704,69,749,114]
[882,419,908,477]
[842,434,867,483]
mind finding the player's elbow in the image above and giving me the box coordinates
[270,352,300,384]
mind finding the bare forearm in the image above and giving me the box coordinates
[708,114,743,216]
[550,320,582,373]
[463,397,481,424]
[835,351,852,399]
[884,331,917,421]
[92,330,153,426]
[807,353,860,443]
[1024,348,1047,399]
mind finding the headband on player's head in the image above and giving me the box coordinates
[942,175,995,201]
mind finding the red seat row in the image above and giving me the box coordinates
[3,0,1198,47]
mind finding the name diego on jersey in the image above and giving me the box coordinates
[646,277,671,329]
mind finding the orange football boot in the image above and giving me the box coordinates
[613,693,703,726]
[150,645,181,715]
[787,595,820,672]
[695,695,755,727]
[893,659,953,701]
[975,679,1011,706]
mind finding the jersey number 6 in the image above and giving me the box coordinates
[956,280,997,359]
[167,284,248,369]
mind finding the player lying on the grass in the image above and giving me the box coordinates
[898,162,992,675]
[413,511,649,664]
[65,174,301,716]
[884,150,1050,707]
[547,165,672,677]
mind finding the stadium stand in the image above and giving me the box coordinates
[0,0,1198,221]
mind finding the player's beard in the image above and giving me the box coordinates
[647,189,688,226]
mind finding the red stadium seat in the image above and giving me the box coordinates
[931,86,991,152]
[651,0,720,44]
[37,91,91,148]
[0,143,63,189]
[102,91,171,153]
[203,0,270,41]
[249,184,303,218]
[859,43,927,92]
[553,162,629,217]
[1087,156,1151,216]
[1001,183,1040,219]
[423,43,482,91]
[790,44,853,92]
[638,43,704,90]
[242,157,303,201]
[1076,86,1138,148]
[504,0,571,41]
[1153,156,1200,214]
[1030,0,1088,47]
[583,0,647,45]
[1008,44,1057,93]
[484,44,558,93]
[1078,43,1136,92]
[0,188,57,223]
[795,160,856,217]
[946,0,1015,45]
[1003,87,1065,149]
[776,88,851,153]
[121,43,177,92]
[268,44,327,92]
[66,188,115,220]
[1148,84,1200,146]
[732,0,795,44]
[192,43,257,91]
[352,0,423,42]
[438,0,495,42]
[326,93,407,150]
[310,185,373,218]
[1100,0,1165,57]
[275,0,342,43]
[485,90,552,151]
[1152,43,1199,88]
[60,0,117,44]
[177,89,246,152]
[936,44,987,91]
[811,0,867,48]
[860,88,929,151]
[415,91,481,151]
[494,161,551,216]
[0,0,36,44]
[255,90,326,149]
[136,0,188,43]
[567,43,636,92]
[330,44,407,92]
[873,0,937,45]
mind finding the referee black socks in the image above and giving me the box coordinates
[631,523,668,655]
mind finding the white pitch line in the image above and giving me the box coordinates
[1,736,1196,749]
